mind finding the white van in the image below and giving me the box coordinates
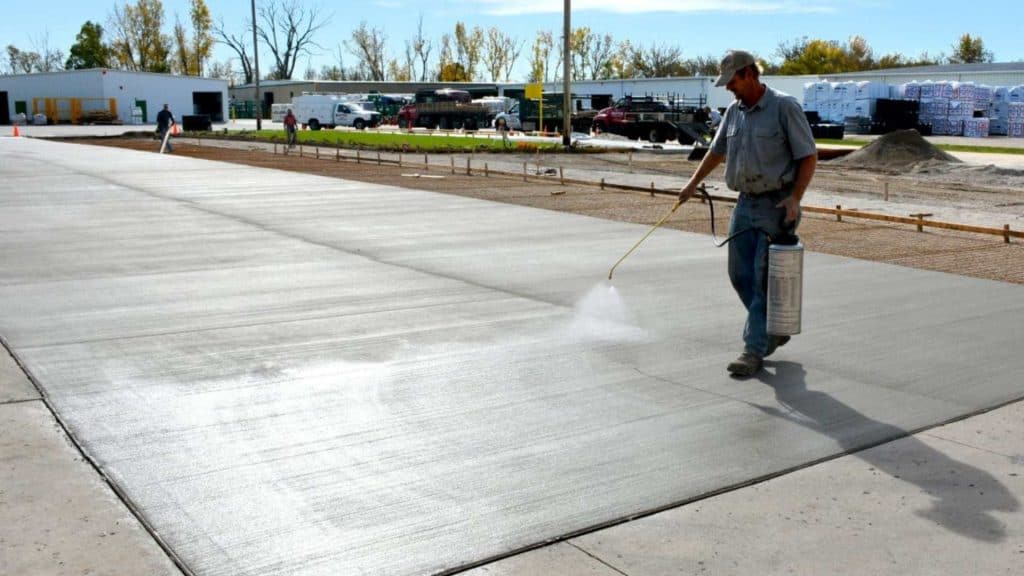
[291,94,381,130]
[270,103,289,123]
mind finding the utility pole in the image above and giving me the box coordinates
[251,0,262,130]
[562,0,571,148]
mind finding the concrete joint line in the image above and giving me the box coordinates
[0,334,195,576]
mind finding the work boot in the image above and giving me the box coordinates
[727,352,763,377]
[765,335,791,358]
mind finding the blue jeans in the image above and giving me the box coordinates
[727,192,798,357]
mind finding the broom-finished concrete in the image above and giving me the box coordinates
[0,138,1021,575]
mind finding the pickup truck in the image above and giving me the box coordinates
[291,94,381,130]
[591,97,710,144]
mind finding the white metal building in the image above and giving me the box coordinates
[0,69,228,125]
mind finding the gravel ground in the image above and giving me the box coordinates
[70,137,1024,285]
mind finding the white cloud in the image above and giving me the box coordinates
[474,0,836,16]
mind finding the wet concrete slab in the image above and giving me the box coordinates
[1,138,1022,575]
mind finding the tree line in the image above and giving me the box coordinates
[1,0,999,84]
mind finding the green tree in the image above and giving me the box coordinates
[949,33,993,64]
[109,0,171,72]
[65,21,110,69]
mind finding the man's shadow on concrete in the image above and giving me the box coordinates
[753,360,1018,543]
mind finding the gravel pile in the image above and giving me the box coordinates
[835,129,961,170]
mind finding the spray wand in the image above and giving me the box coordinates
[607,199,683,280]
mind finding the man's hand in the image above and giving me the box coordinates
[776,195,801,224]
[678,181,699,204]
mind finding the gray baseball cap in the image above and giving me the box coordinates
[714,50,757,87]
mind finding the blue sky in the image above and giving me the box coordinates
[2,0,1021,80]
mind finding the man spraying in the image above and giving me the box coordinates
[677,50,817,377]
[156,104,176,153]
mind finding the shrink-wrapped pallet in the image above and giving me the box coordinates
[921,98,949,117]
[899,82,921,100]
[854,81,889,100]
[815,82,833,103]
[947,100,974,119]
[1009,122,1024,138]
[1010,86,1024,103]
[989,102,1010,120]
[950,82,976,101]
[974,85,993,107]
[963,118,990,138]
[993,86,1009,103]
[803,82,817,104]
[988,118,1008,136]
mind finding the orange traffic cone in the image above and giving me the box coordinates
[172,123,180,136]
[12,125,20,137]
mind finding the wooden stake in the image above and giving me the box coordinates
[335,148,340,161]
[316,147,319,159]
[523,162,528,182]
[356,149,360,163]
[398,153,402,167]
[600,178,605,190]
[884,181,890,202]
[377,151,381,165]
[1005,224,1011,244]
[450,157,455,174]
[651,182,656,197]
[485,163,489,177]
[836,205,842,222]
[560,166,564,185]
[424,154,428,170]
[466,157,471,176]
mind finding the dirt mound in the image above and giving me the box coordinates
[835,129,961,170]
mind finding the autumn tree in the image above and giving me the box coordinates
[625,43,688,78]
[189,0,214,75]
[949,33,993,64]
[527,30,554,82]
[258,0,331,80]
[6,46,44,74]
[66,22,110,69]
[586,32,617,80]
[453,22,484,81]
[345,22,386,81]
[681,55,719,77]
[482,26,523,82]
[109,0,171,72]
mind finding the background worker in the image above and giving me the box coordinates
[677,50,817,377]
[156,104,176,153]
[284,108,298,148]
